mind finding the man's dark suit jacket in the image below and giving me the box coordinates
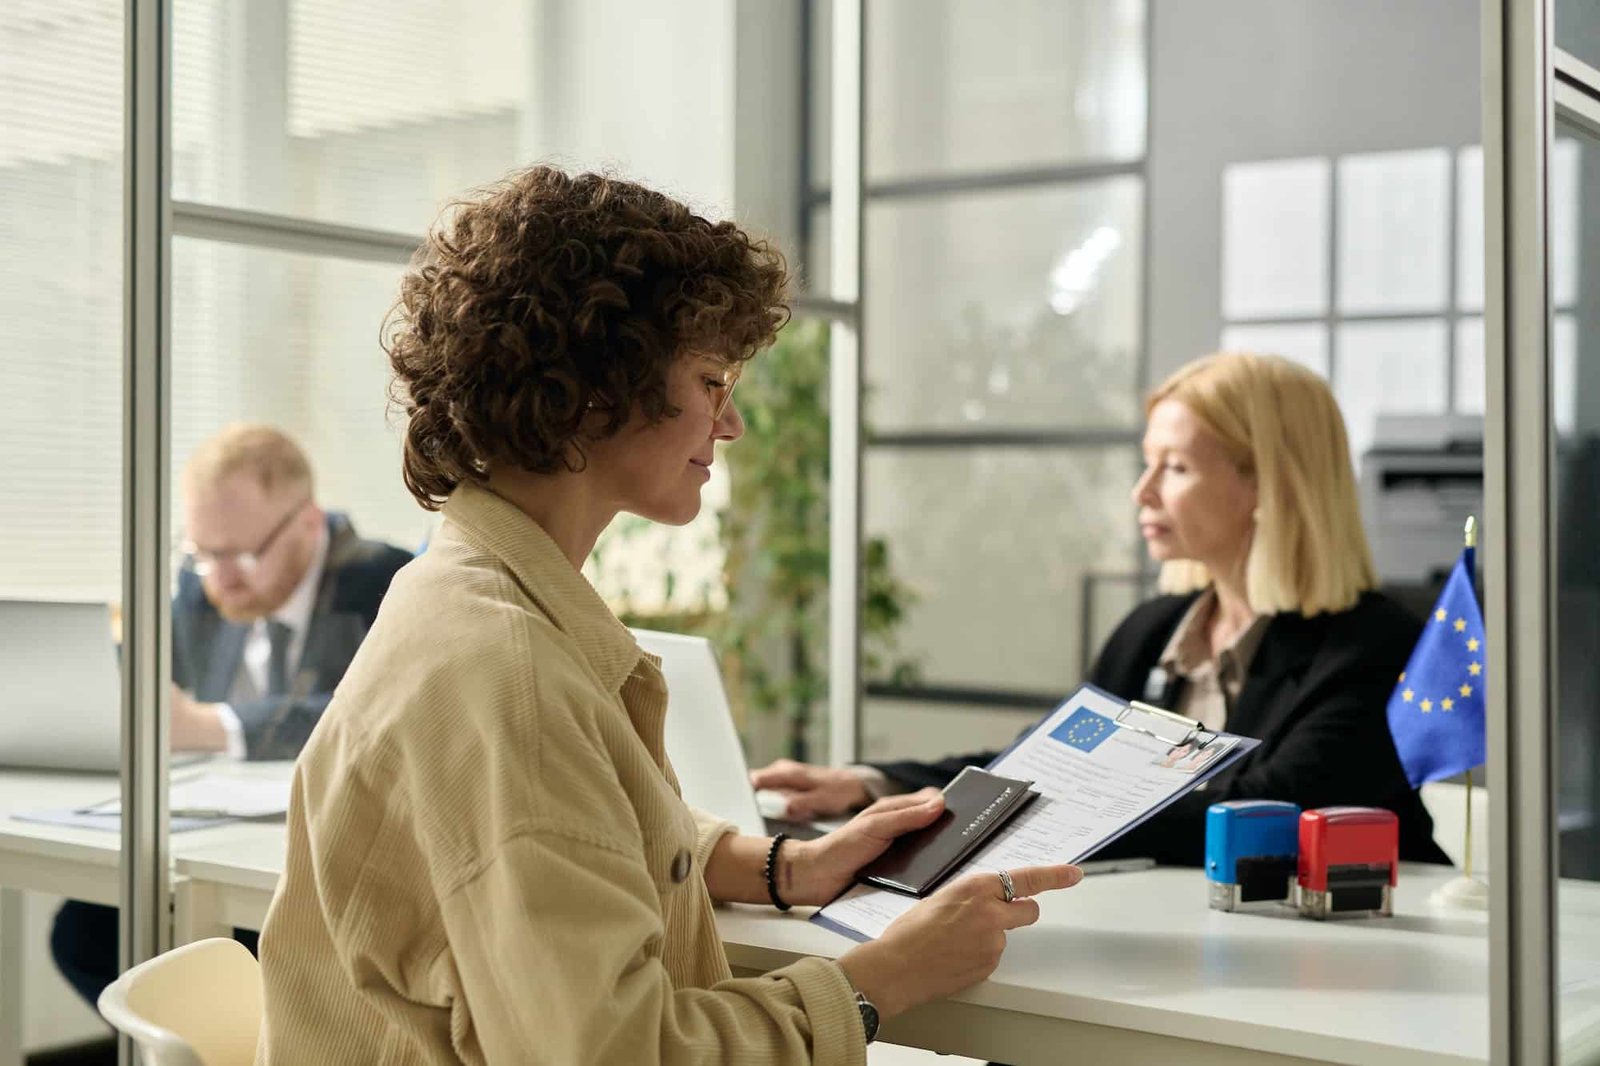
[872,591,1450,866]
[171,512,412,760]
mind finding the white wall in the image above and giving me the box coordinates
[1146,0,1481,383]
[520,0,738,218]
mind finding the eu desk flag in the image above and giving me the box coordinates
[1386,548,1487,787]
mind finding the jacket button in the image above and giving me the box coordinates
[670,848,693,883]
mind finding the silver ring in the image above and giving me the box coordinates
[998,869,1016,903]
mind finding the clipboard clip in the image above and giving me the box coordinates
[1115,700,1218,751]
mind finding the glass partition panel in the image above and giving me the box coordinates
[860,697,1043,763]
[1554,117,1600,1064]
[0,2,130,1054]
[165,240,414,894]
[810,0,1147,186]
[866,177,1143,431]
[590,317,834,767]
[862,446,1141,695]
[173,0,528,233]
[171,240,419,549]
[1558,1,1600,79]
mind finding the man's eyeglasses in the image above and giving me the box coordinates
[180,497,309,577]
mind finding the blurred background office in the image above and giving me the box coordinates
[4,0,1598,1062]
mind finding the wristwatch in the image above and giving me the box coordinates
[853,990,880,1044]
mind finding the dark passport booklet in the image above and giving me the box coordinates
[857,767,1039,897]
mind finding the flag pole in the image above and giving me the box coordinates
[1430,515,1488,910]
[1463,516,1476,881]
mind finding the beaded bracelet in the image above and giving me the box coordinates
[764,832,792,911]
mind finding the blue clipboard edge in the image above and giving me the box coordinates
[810,907,873,944]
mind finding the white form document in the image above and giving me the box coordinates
[79,772,291,819]
[814,685,1259,941]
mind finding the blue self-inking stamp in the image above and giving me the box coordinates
[1205,800,1301,911]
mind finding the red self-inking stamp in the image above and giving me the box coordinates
[1297,806,1398,920]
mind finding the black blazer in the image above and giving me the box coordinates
[171,513,413,760]
[872,591,1450,866]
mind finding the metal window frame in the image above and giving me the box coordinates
[172,201,420,265]
[1487,26,1600,1066]
[1484,1,1558,1062]
[121,40,432,1054]
[122,4,173,1065]
[805,158,1145,205]
[807,3,1153,734]
[138,0,1160,860]
[1219,143,1482,413]
[827,0,866,766]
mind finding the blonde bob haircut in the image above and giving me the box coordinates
[1150,353,1376,617]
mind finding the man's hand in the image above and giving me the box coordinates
[784,790,945,905]
[749,759,873,819]
[169,685,227,753]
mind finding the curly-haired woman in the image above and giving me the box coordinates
[253,167,1081,1065]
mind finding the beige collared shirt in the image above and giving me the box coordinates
[1156,588,1271,733]
[256,484,863,1065]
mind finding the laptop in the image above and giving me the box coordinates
[632,629,768,836]
[0,599,125,772]
[630,630,1157,872]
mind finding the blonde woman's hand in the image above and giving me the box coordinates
[838,864,1083,1019]
[749,759,872,819]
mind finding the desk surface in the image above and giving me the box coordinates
[167,822,1516,1066]
[0,764,291,876]
[9,768,1600,1066]
[721,863,1498,1066]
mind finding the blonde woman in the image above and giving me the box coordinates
[253,168,1081,1065]
[753,353,1450,866]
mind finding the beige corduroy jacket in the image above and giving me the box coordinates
[254,484,864,1065]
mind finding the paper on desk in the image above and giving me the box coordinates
[86,772,291,819]
[12,809,234,833]
[815,685,1257,941]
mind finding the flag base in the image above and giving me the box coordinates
[1428,874,1490,911]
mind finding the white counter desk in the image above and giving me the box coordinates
[724,864,1494,1066]
[0,765,289,1065]
[170,838,1509,1066]
[10,768,1600,1066]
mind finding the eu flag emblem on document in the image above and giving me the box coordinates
[1386,547,1488,787]
[1052,708,1112,753]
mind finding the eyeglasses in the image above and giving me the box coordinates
[181,497,309,577]
[704,362,743,420]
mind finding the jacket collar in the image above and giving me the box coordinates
[440,483,642,693]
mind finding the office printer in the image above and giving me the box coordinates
[1359,414,1484,593]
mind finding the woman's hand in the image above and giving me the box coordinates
[783,791,946,905]
[749,759,872,819]
[838,864,1083,1019]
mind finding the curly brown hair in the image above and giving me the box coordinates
[384,166,789,510]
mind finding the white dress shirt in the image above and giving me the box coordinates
[216,523,329,759]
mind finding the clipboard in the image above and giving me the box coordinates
[813,684,1261,942]
[1116,699,1219,749]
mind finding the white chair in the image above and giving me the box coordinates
[97,937,261,1066]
